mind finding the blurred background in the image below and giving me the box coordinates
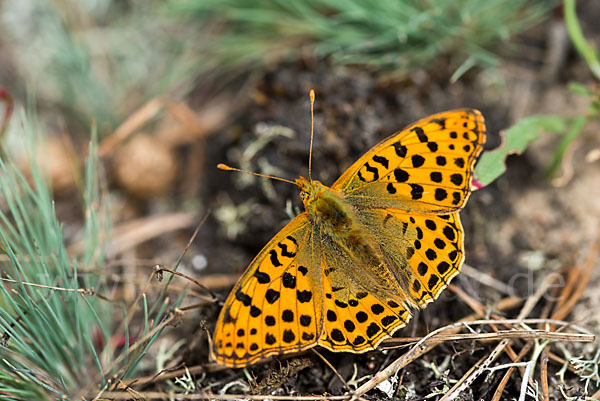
[1,0,599,399]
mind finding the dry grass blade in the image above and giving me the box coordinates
[350,296,518,397]
[157,266,219,303]
[461,263,513,294]
[551,238,599,321]
[99,97,166,157]
[311,348,350,391]
[540,348,550,401]
[67,212,199,256]
[81,220,210,399]
[445,339,516,401]
[385,330,592,344]
[86,308,182,400]
[449,280,533,392]
[445,238,599,401]
[439,269,565,401]
[99,392,359,400]
[491,343,534,401]
[123,362,228,388]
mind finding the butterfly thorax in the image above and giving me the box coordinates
[296,176,354,234]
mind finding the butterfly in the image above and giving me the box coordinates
[212,101,486,368]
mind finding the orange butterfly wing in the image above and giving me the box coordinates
[314,109,485,349]
[332,109,486,213]
[211,214,324,367]
[316,232,413,352]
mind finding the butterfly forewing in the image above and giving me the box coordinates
[332,109,486,214]
[212,214,323,367]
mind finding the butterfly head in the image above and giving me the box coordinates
[296,176,325,208]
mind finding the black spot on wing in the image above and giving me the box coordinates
[435,188,448,201]
[393,141,407,157]
[265,333,276,345]
[428,275,439,289]
[282,272,296,288]
[366,323,381,337]
[381,315,397,327]
[335,299,348,308]
[437,261,450,274]
[282,330,295,343]
[253,270,270,284]
[300,315,312,326]
[430,172,442,183]
[372,155,389,169]
[250,305,261,317]
[450,174,463,186]
[364,162,379,181]
[411,155,425,168]
[452,192,461,205]
[278,242,296,257]
[331,329,345,342]
[443,226,456,241]
[266,289,280,304]
[394,169,409,183]
[410,184,424,200]
[235,290,252,306]
[430,117,446,129]
[412,127,429,143]
[297,290,312,303]
[269,250,282,267]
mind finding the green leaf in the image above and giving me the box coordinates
[568,82,594,97]
[474,115,569,186]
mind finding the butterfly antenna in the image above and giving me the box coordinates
[308,89,315,182]
[217,164,296,185]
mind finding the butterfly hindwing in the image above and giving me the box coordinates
[357,208,465,308]
[316,233,412,353]
[332,109,486,213]
[212,214,323,367]
[319,269,411,352]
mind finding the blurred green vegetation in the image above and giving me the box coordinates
[475,0,600,185]
[0,116,183,399]
[173,0,555,80]
[2,0,556,133]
